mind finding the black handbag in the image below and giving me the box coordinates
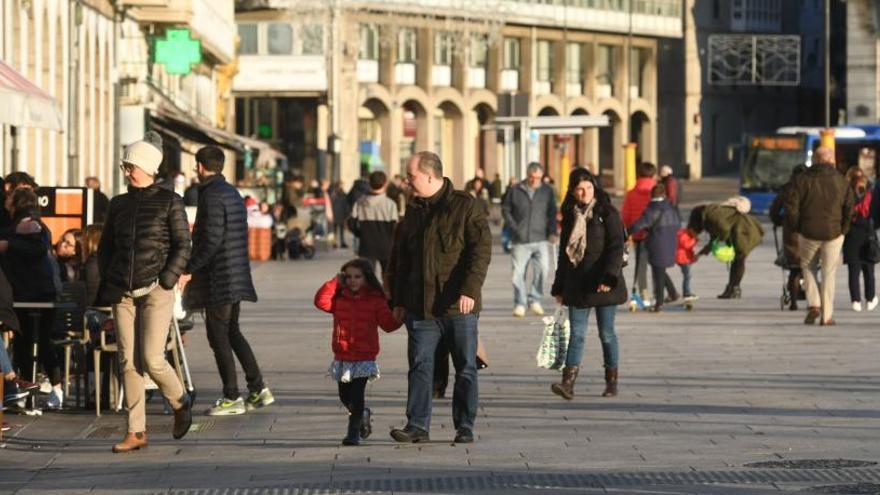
[866,219,880,264]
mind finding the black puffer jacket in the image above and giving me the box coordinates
[97,184,191,305]
[183,175,257,310]
[1,210,56,303]
[551,202,628,308]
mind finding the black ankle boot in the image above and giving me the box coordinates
[342,414,362,446]
[718,285,741,299]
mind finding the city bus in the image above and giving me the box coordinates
[739,125,880,214]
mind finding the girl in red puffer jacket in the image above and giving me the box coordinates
[314,258,401,446]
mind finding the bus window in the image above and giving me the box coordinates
[741,135,807,192]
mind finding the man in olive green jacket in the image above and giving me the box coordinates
[785,146,855,326]
[387,151,492,445]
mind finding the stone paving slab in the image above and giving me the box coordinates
[2,179,880,494]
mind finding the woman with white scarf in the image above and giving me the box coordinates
[550,169,627,400]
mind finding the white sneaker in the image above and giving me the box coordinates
[852,301,863,312]
[529,302,545,316]
[868,297,879,311]
[512,305,526,317]
[46,386,63,410]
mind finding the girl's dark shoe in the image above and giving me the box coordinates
[602,368,618,397]
[360,408,372,439]
[343,415,362,446]
[551,366,579,400]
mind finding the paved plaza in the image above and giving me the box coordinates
[2,179,880,494]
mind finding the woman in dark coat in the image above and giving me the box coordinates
[689,197,764,299]
[0,188,62,408]
[550,168,627,400]
[843,169,876,311]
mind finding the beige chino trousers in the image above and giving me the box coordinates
[113,286,184,433]
[798,234,844,323]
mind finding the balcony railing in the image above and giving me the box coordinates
[468,67,487,89]
[500,69,519,91]
[534,80,552,96]
[357,60,379,83]
[432,65,451,87]
[395,63,416,85]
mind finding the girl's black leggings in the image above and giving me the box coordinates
[338,377,368,417]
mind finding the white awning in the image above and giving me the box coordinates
[0,59,62,131]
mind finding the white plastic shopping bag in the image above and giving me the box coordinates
[536,306,570,370]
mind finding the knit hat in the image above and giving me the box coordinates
[122,131,164,176]
[722,195,752,214]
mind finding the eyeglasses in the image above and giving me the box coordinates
[119,163,135,173]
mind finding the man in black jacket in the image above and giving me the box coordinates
[98,131,193,453]
[785,146,855,325]
[386,151,492,444]
[181,146,273,416]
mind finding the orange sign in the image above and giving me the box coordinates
[36,187,93,245]
[751,136,803,150]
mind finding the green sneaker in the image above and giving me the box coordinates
[207,397,246,416]
[245,388,275,411]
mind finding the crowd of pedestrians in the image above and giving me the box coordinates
[2,136,875,450]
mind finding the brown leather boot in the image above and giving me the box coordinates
[112,432,147,453]
[551,366,579,400]
[602,368,618,397]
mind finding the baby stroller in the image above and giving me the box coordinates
[772,225,805,311]
[286,227,316,260]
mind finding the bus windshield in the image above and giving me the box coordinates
[741,136,807,192]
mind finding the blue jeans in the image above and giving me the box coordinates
[680,264,692,296]
[1,343,12,375]
[565,305,619,369]
[664,264,693,298]
[405,313,479,432]
[511,241,549,307]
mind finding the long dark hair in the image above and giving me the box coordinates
[561,168,611,222]
[339,258,385,296]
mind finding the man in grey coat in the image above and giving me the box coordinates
[502,162,558,317]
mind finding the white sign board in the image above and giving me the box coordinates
[234,55,327,92]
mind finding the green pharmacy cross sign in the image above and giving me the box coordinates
[154,28,202,75]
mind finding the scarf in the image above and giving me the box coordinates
[565,200,595,265]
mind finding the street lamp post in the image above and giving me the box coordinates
[824,0,831,127]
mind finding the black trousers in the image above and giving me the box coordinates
[12,308,61,385]
[204,302,265,400]
[334,221,348,247]
[338,377,368,417]
[848,262,876,302]
[650,265,669,306]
